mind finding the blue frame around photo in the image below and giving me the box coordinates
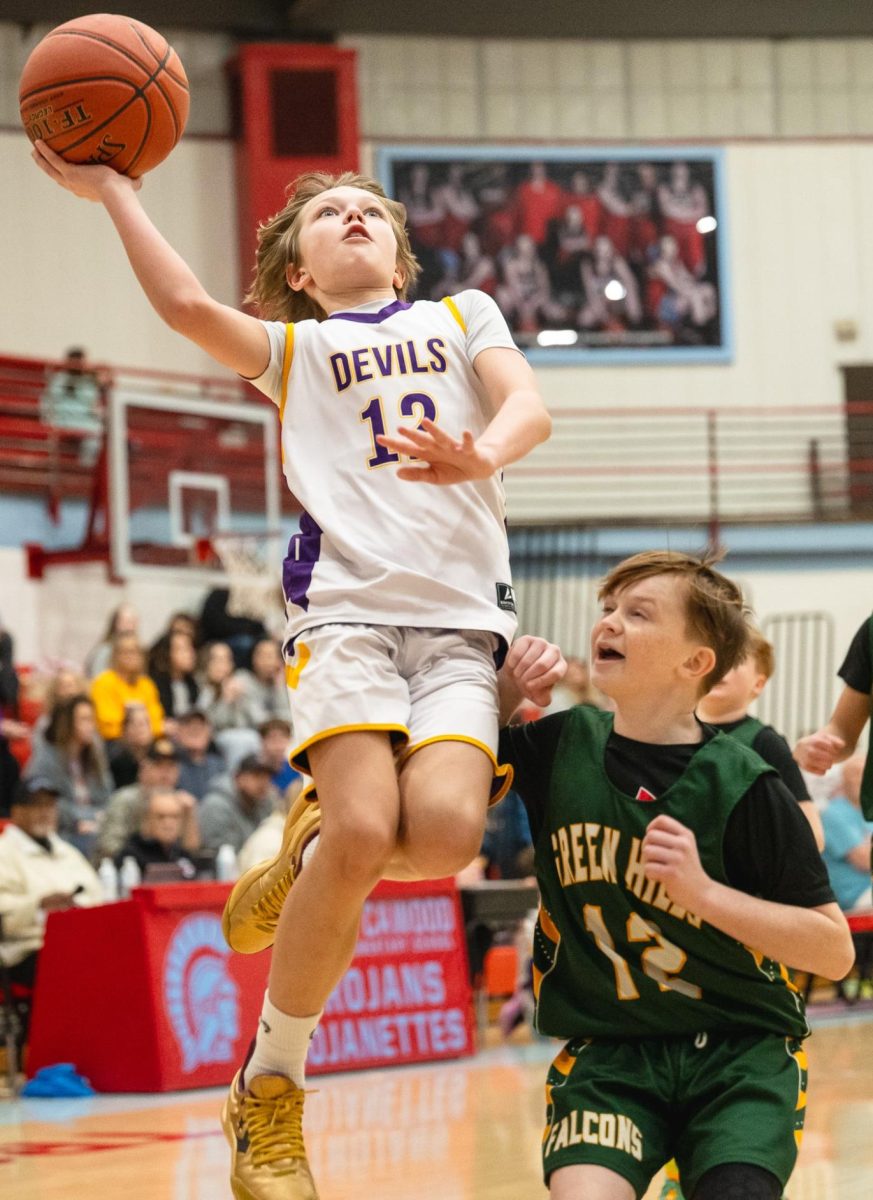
[376,144,733,367]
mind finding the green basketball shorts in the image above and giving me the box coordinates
[542,1031,808,1197]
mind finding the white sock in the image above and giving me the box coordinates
[244,992,322,1089]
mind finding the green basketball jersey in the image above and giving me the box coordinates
[532,706,809,1040]
[721,714,765,750]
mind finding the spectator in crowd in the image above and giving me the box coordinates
[84,603,139,679]
[258,717,300,795]
[0,613,26,812]
[97,737,199,860]
[579,235,642,330]
[199,588,268,669]
[198,754,275,854]
[544,656,602,714]
[28,665,90,754]
[115,787,197,880]
[0,777,103,1006]
[234,638,288,725]
[697,629,824,849]
[0,729,21,816]
[90,632,164,742]
[455,790,538,1040]
[24,694,112,856]
[147,611,199,677]
[39,346,106,467]
[149,629,200,726]
[0,615,20,716]
[174,709,226,800]
[822,756,873,912]
[107,702,154,788]
[198,641,262,729]
[483,790,535,880]
[41,666,90,719]
[238,776,304,875]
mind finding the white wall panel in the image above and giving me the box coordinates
[0,130,239,377]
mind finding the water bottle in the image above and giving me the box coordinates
[119,855,142,898]
[98,857,119,902]
[215,843,238,882]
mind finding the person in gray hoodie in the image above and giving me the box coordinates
[198,754,275,853]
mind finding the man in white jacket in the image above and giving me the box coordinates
[0,776,103,1007]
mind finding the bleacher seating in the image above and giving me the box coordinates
[0,355,95,504]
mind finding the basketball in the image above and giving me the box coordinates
[19,13,189,178]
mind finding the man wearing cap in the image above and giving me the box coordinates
[174,710,226,801]
[0,778,103,1001]
[199,755,275,854]
[96,737,200,860]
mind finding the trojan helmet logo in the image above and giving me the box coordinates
[164,914,240,1072]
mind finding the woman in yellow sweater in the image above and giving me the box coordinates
[90,633,164,742]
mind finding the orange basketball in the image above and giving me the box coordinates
[19,13,189,178]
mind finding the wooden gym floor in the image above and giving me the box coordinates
[1,1012,871,1199]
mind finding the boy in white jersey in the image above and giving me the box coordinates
[33,144,551,1199]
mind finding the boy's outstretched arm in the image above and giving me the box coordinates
[497,635,566,725]
[32,141,269,379]
[641,814,855,980]
[377,349,550,485]
[794,683,869,774]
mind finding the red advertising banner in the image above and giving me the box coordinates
[28,878,474,1092]
[309,877,476,1075]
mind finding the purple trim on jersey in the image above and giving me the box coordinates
[327,299,413,324]
[282,511,322,613]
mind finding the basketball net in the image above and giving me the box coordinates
[198,531,285,635]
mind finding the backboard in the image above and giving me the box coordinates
[108,385,282,584]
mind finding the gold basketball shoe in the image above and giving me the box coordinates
[222,1069,318,1200]
[222,786,321,954]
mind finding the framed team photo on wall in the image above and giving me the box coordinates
[377,145,732,365]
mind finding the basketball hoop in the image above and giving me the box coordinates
[201,530,285,630]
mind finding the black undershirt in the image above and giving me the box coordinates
[499,713,834,909]
[838,616,872,695]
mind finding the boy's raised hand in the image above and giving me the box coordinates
[502,634,566,709]
[793,730,845,775]
[641,814,711,914]
[376,418,499,484]
[31,139,141,202]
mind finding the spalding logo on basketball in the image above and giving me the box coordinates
[163,914,240,1073]
[19,13,189,177]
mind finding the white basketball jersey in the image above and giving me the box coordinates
[248,290,522,647]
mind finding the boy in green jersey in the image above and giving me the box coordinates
[498,551,853,1200]
[662,627,824,1199]
[697,627,823,849]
